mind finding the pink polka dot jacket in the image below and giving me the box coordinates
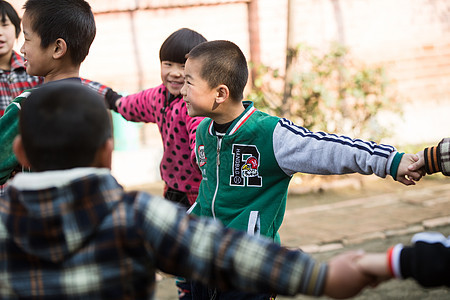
[117,84,203,202]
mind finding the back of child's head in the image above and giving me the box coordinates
[187,40,248,101]
[0,1,21,38]
[19,82,111,172]
[159,28,206,64]
[23,0,95,65]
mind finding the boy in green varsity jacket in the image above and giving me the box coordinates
[3,81,376,299]
[181,40,423,300]
[0,0,119,187]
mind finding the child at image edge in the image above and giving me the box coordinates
[357,137,450,288]
[181,40,423,299]
[0,0,42,117]
[0,0,119,196]
[104,28,206,300]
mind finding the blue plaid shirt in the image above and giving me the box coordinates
[0,169,327,299]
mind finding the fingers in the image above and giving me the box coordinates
[324,250,377,299]
[397,176,416,186]
[408,150,425,172]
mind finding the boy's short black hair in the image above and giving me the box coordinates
[19,82,112,172]
[159,28,206,64]
[23,0,96,65]
[0,1,21,38]
[187,40,248,101]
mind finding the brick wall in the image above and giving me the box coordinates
[9,0,450,146]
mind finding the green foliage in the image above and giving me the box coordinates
[247,43,403,141]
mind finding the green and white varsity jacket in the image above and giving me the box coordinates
[191,101,399,242]
[0,89,32,184]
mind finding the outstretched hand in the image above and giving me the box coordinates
[324,250,377,299]
[396,153,424,185]
[356,252,393,282]
[408,150,425,173]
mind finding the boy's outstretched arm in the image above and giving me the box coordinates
[395,153,423,185]
[138,195,376,298]
[357,232,450,288]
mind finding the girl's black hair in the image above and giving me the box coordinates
[159,28,207,64]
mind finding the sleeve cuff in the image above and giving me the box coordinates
[424,146,441,174]
[389,152,404,179]
[387,244,404,279]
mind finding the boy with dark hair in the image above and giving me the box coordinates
[2,81,373,299]
[181,40,423,299]
[0,0,43,195]
[0,0,119,190]
[21,0,95,71]
[0,0,43,117]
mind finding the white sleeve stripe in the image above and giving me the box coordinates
[278,118,394,157]
[392,243,404,279]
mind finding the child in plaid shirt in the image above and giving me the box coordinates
[0,1,43,117]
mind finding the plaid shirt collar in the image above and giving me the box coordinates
[9,51,26,71]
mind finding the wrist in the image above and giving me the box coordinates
[389,152,404,179]
[105,89,121,112]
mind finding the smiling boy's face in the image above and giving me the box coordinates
[181,58,216,118]
[20,12,54,77]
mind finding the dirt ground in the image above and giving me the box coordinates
[130,175,450,300]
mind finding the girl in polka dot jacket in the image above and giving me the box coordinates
[107,28,207,209]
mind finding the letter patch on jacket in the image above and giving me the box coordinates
[230,144,262,187]
[197,145,207,167]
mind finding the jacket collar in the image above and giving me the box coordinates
[208,101,256,136]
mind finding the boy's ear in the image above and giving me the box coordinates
[215,84,230,104]
[12,136,31,169]
[53,38,68,59]
[92,138,114,169]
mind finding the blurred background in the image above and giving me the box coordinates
[9,0,450,187]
